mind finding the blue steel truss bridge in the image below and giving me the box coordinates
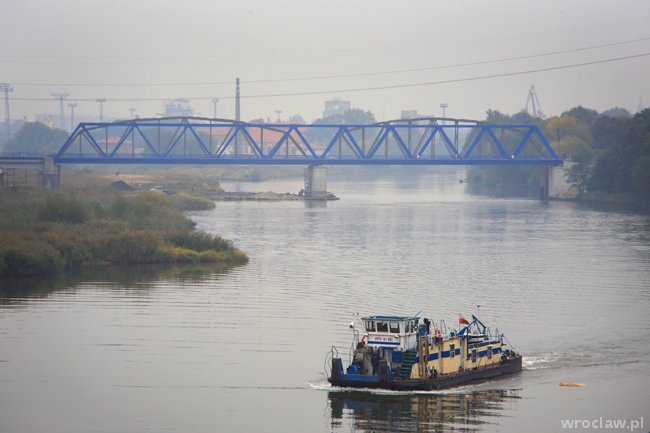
[54,116,561,166]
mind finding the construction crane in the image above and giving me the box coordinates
[524,85,545,118]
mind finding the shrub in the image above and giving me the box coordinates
[36,193,89,224]
[170,193,216,211]
[108,194,131,220]
[157,245,201,262]
[0,232,65,276]
[35,224,91,267]
[165,230,233,252]
[0,190,248,276]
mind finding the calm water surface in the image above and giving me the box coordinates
[1,170,649,432]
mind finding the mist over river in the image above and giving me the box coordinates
[1,169,649,432]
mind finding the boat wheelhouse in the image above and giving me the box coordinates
[326,312,521,391]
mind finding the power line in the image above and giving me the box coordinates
[10,52,650,102]
[8,37,650,88]
[2,17,648,64]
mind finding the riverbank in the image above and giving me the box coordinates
[0,187,248,278]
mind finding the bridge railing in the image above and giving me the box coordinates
[0,152,52,159]
[54,117,561,166]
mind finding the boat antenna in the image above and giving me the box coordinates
[411,310,422,319]
[476,304,481,319]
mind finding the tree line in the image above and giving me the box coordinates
[468,105,650,202]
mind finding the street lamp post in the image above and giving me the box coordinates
[68,103,77,131]
[96,98,106,122]
[440,103,448,124]
[212,98,219,119]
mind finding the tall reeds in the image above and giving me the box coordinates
[0,190,247,277]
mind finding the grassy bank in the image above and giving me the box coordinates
[0,188,247,278]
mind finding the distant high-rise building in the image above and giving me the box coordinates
[401,110,435,120]
[638,95,644,113]
[164,98,194,117]
[401,110,419,119]
[323,98,350,118]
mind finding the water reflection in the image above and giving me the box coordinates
[305,200,328,209]
[328,389,520,432]
[0,262,242,306]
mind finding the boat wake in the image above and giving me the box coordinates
[522,353,561,370]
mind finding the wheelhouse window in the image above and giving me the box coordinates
[389,322,400,333]
[449,344,455,358]
[377,322,389,332]
[365,321,375,332]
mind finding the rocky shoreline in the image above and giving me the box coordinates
[213,191,339,201]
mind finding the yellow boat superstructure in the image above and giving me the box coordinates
[410,334,505,379]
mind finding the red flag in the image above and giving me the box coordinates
[459,315,469,326]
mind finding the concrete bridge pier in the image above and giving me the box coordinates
[540,167,549,198]
[40,156,61,190]
[540,162,574,199]
[302,165,328,198]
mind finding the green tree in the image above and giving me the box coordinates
[588,108,650,195]
[600,107,631,118]
[591,116,626,150]
[342,108,376,124]
[2,122,69,154]
[485,109,539,126]
[553,136,592,159]
[306,108,376,144]
[468,109,545,196]
[564,146,595,195]
[631,155,650,196]
[563,106,599,127]
[287,114,306,124]
[545,114,593,144]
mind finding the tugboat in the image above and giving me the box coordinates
[325,312,521,390]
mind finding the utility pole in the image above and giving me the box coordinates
[96,98,106,122]
[129,108,136,119]
[1,83,13,143]
[275,110,282,122]
[51,93,70,130]
[212,98,219,118]
[68,103,77,132]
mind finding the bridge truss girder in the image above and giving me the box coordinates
[55,117,561,166]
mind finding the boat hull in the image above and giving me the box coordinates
[329,356,522,391]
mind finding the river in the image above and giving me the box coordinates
[1,169,649,432]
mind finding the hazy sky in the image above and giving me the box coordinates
[1,0,649,125]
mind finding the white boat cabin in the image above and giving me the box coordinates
[361,315,420,352]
